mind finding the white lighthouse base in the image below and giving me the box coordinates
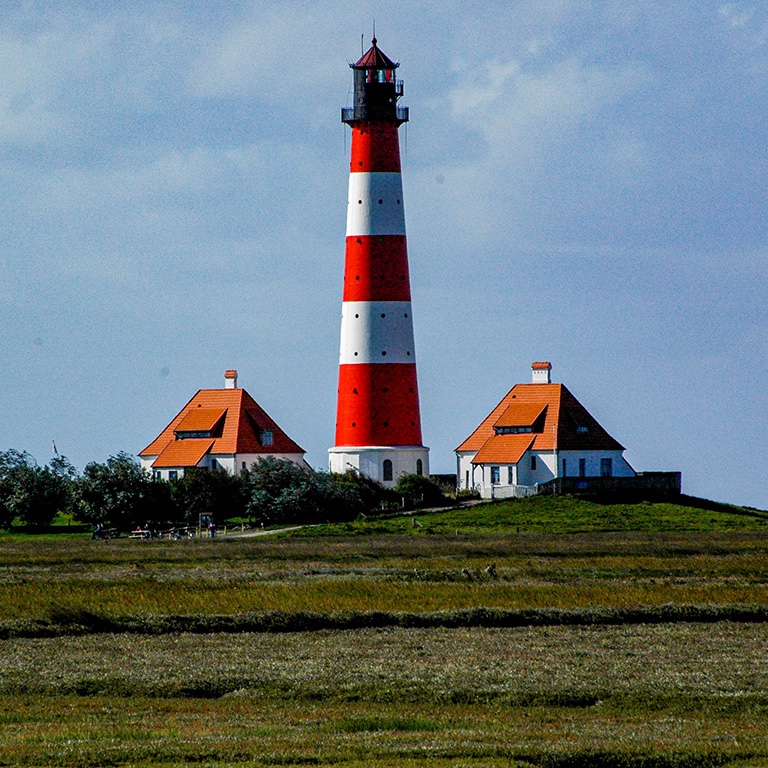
[329,445,430,487]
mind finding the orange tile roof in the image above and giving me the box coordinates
[140,387,304,462]
[531,361,551,369]
[472,434,535,464]
[175,408,226,433]
[456,384,562,452]
[152,439,214,468]
[456,383,624,460]
[494,402,547,428]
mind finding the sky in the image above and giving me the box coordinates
[1,1,767,509]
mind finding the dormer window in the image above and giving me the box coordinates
[493,403,547,436]
[173,408,226,440]
[496,425,533,435]
[262,430,274,446]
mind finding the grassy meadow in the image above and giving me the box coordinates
[2,494,768,765]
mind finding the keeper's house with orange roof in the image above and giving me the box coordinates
[456,362,638,499]
[140,370,309,480]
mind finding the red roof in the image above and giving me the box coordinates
[531,361,552,370]
[140,387,304,464]
[456,383,625,459]
[352,38,398,69]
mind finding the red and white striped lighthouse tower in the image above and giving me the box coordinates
[328,38,429,486]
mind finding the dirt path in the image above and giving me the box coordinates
[222,525,311,539]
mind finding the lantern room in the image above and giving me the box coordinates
[342,38,408,125]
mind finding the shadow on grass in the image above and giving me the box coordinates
[5,603,768,640]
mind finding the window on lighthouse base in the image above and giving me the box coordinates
[383,459,393,482]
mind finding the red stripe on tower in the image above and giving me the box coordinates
[329,37,429,486]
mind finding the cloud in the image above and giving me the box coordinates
[189,2,351,101]
[450,56,651,162]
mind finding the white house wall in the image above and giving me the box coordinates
[556,450,635,478]
[235,454,310,473]
[516,451,557,486]
[142,452,308,480]
[460,449,635,493]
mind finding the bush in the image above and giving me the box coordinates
[394,474,447,509]
[330,470,398,515]
[242,458,370,526]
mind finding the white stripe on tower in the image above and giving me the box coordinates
[339,301,415,364]
[347,173,406,236]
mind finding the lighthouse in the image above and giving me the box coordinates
[328,38,429,486]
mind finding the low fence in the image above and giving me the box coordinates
[538,472,682,499]
[482,484,538,500]
[478,472,681,501]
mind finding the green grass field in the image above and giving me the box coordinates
[2,495,768,766]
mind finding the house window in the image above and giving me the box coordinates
[416,459,423,476]
[601,458,613,477]
[507,466,514,485]
[530,455,537,471]
[577,426,588,434]
[562,458,567,477]
[242,462,246,470]
[262,430,274,446]
[169,470,178,481]
[465,470,469,489]
[490,466,500,485]
[579,458,586,477]
[383,459,393,481]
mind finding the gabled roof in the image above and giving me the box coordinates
[140,386,305,464]
[456,382,625,458]
[352,38,398,69]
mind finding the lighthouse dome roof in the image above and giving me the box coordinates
[352,38,399,70]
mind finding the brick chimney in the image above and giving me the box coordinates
[531,361,551,384]
[224,369,238,389]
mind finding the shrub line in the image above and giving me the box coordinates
[3,603,768,639]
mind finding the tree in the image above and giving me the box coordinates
[14,465,71,528]
[0,450,30,529]
[242,457,314,526]
[74,452,160,530]
[241,458,376,526]
[0,450,74,529]
[171,468,245,526]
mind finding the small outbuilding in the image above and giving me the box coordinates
[139,370,308,480]
[456,362,636,499]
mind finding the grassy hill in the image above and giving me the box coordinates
[301,493,768,536]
